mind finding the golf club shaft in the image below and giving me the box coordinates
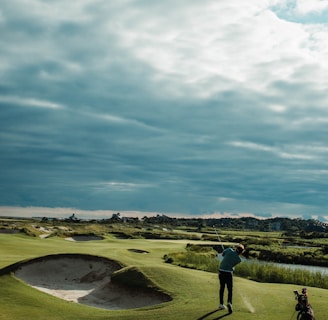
[213,225,225,252]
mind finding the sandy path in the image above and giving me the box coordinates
[14,254,170,310]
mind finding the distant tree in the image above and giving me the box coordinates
[110,212,122,222]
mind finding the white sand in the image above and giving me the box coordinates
[65,235,104,241]
[15,255,170,310]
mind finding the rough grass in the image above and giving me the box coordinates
[236,260,328,288]
[0,233,327,320]
[165,245,328,289]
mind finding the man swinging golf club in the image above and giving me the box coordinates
[218,243,244,313]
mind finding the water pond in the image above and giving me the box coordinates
[246,259,328,275]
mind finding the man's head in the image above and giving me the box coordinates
[236,244,244,254]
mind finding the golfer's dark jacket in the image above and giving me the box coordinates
[219,248,241,273]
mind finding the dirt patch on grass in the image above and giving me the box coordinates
[12,254,171,310]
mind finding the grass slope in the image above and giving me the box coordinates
[0,234,326,320]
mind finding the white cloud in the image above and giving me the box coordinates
[15,0,94,24]
[107,1,328,97]
[292,116,328,126]
[268,104,287,113]
[0,96,64,109]
[92,181,154,193]
[229,141,317,160]
[2,0,328,98]
[296,0,328,15]
[217,197,234,202]
[87,111,163,132]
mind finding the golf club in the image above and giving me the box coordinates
[213,225,225,253]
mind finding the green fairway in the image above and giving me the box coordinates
[0,233,326,319]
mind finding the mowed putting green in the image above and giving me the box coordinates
[0,233,327,320]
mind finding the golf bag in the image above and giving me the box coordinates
[293,288,315,320]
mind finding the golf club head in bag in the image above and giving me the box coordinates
[293,289,315,320]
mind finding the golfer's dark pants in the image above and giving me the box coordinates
[219,271,233,305]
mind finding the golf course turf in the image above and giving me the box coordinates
[0,232,327,319]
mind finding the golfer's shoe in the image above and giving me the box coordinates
[219,304,226,310]
[227,303,233,313]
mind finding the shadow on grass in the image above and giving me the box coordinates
[197,309,231,320]
[213,314,231,320]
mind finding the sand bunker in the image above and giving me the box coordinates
[14,254,170,310]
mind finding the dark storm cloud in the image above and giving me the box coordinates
[1,0,328,222]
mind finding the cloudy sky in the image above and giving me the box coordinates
[1,0,328,221]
